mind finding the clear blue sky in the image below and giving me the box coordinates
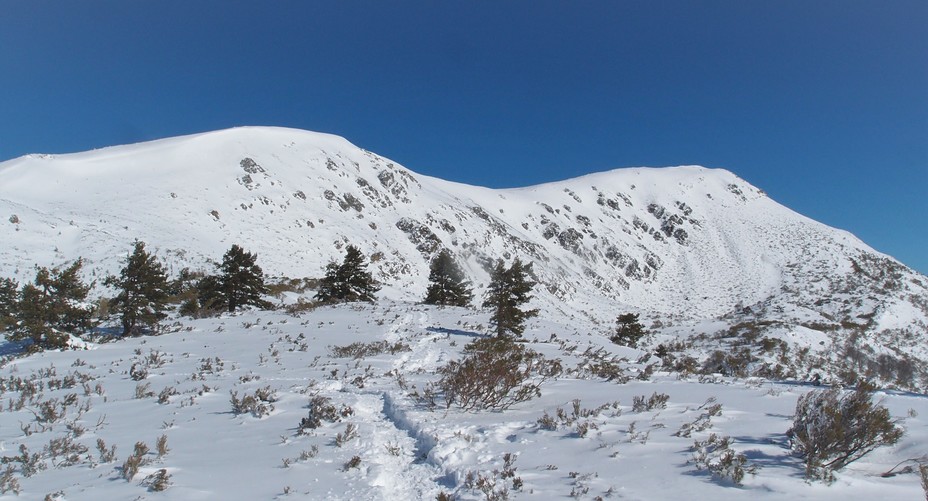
[2,1,926,274]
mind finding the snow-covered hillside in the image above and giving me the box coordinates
[1,126,926,389]
[1,127,927,499]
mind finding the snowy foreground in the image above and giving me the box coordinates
[1,302,926,500]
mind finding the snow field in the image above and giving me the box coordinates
[1,301,925,500]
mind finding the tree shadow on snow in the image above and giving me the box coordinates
[82,325,125,342]
[764,412,793,419]
[680,467,753,489]
[732,433,808,478]
[0,339,26,357]
[426,326,485,339]
[677,432,808,486]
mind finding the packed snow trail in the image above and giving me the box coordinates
[341,392,443,501]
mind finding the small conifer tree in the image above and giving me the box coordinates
[0,277,17,332]
[6,259,93,351]
[315,245,380,303]
[215,245,272,312]
[424,250,473,307]
[611,313,646,347]
[105,241,170,336]
[482,258,538,337]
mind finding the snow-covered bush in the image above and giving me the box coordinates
[0,465,20,495]
[342,455,361,471]
[230,386,278,418]
[120,446,145,481]
[142,468,171,491]
[2,445,45,478]
[690,433,757,485]
[330,340,410,359]
[920,463,928,499]
[674,398,723,438]
[96,439,117,464]
[570,346,628,382]
[334,423,359,447]
[632,392,669,412]
[462,452,521,500]
[298,395,353,433]
[787,383,903,482]
[45,435,87,466]
[429,337,561,411]
[156,434,169,458]
[537,399,618,433]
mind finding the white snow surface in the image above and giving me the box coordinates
[0,303,926,500]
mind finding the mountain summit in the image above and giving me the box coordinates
[2,126,926,387]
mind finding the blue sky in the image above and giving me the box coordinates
[1,1,926,273]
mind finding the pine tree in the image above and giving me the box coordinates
[7,259,93,351]
[315,262,343,303]
[611,313,646,347]
[0,277,17,332]
[315,245,380,303]
[104,241,170,336]
[193,274,223,314]
[214,245,272,312]
[482,258,538,337]
[424,250,473,307]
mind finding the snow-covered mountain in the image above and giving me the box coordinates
[2,126,926,388]
[2,127,928,500]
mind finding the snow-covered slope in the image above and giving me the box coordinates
[1,126,926,387]
[1,127,927,499]
[0,304,926,500]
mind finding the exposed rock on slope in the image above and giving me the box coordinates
[2,126,926,388]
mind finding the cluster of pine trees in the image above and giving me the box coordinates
[315,246,539,338]
[1,241,543,351]
[0,242,275,351]
[422,250,539,337]
[0,259,93,352]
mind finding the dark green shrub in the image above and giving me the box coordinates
[104,241,170,336]
[7,260,93,351]
[610,313,645,347]
[424,249,473,307]
[315,245,379,304]
[482,259,538,338]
